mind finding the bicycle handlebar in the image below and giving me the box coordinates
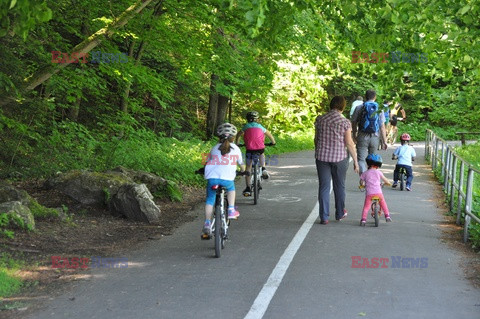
[195,167,249,176]
[237,142,276,147]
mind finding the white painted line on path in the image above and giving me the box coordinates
[244,202,319,319]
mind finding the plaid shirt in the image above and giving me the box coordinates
[314,110,351,162]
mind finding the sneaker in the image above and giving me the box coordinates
[337,209,347,221]
[262,168,270,179]
[320,220,329,225]
[360,219,366,226]
[243,187,251,197]
[392,182,398,188]
[228,208,240,220]
[385,215,392,222]
[406,186,411,191]
[201,221,211,239]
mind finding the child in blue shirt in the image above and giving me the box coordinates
[392,133,416,191]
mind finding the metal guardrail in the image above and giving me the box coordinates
[425,129,480,243]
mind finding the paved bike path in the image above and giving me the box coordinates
[26,143,480,319]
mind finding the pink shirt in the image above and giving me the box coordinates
[242,122,267,151]
[360,168,385,195]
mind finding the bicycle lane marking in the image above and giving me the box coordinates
[245,158,348,319]
[244,201,319,319]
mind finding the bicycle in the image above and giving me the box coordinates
[398,167,407,191]
[392,154,412,191]
[195,169,246,258]
[359,182,391,227]
[386,117,404,145]
[238,143,275,205]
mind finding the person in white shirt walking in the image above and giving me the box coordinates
[349,96,364,119]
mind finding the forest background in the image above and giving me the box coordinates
[1,0,479,184]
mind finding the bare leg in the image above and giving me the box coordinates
[205,204,214,221]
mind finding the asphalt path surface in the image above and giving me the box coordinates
[26,142,480,319]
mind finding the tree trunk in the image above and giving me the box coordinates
[228,96,232,123]
[120,1,164,114]
[0,0,155,107]
[206,74,219,139]
[216,94,229,126]
[120,40,145,113]
[68,97,81,121]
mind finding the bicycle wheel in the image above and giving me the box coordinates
[253,164,258,205]
[214,203,222,258]
[373,202,379,227]
[221,197,228,249]
[399,170,405,191]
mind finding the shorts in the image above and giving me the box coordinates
[206,179,235,206]
[246,149,265,165]
[390,115,398,126]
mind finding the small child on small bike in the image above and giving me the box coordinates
[359,154,392,226]
[392,133,416,191]
[235,111,276,196]
[202,123,246,237]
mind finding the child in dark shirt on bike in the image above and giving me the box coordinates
[359,154,392,226]
[202,123,246,237]
[392,133,416,191]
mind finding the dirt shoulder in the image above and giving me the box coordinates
[0,179,204,318]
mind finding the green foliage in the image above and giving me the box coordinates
[28,199,58,220]
[0,0,52,39]
[0,252,23,298]
[0,213,15,238]
[166,181,182,202]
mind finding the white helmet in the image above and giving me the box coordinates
[216,123,237,138]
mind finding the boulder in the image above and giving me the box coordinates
[0,201,35,230]
[45,170,130,206]
[0,181,31,206]
[107,166,168,195]
[109,183,161,224]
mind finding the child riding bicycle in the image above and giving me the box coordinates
[359,154,392,226]
[235,111,276,196]
[202,123,246,237]
[392,133,416,191]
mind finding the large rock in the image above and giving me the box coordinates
[45,170,130,206]
[109,183,161,224]
[107,166,168,195]
[0,181,31,206]
[0,201,35,230]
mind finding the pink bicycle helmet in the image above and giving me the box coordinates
[401,133,411,141]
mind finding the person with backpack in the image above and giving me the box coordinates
[351,89,388,174]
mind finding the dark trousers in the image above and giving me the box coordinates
[315,158,349,221]
[394,164,413,187]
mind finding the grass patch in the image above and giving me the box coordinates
[0,252,23,298]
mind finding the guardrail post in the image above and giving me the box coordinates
[456,161,464,225]
[450,155,457,212]
[463,168,474,243]
[441,141,446,177]
[443,146,450,191]
[433,137,439,171]
[425,130,430,161]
